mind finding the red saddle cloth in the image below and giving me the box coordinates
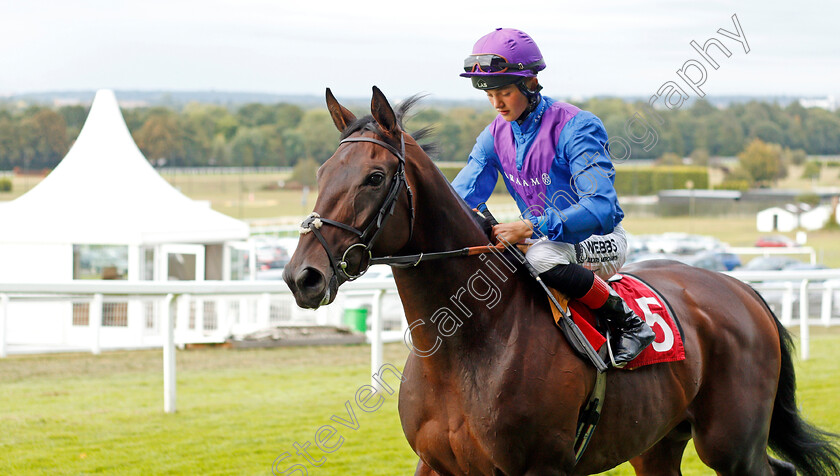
[568,274,686,370]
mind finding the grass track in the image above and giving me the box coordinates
[2,329,839,475]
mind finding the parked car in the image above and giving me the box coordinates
[781,262,830,281]
[273,237,300,257]
[783,262,827,271]
[626,252,685,265]
[717,252,742,271]
[253,238,292,269]
[639,233,724,255]
[755,235,797,248]
[682,251,741,272]
[743,256,803,271]
[627,249,741,272]
[625,233,649,255]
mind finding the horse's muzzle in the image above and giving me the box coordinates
[284,265,334,309]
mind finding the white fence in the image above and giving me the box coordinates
[727,269,840,361]
[727,246,817,264]
[0,279,400,413]
[1,269,839,413]
[0,281,409,355]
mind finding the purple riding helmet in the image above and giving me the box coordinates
[461,28,546,91]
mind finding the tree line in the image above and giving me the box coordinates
[0,97,839,172]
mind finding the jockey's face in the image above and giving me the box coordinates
[485,83,529,122]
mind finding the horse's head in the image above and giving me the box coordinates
[283,87,417,309]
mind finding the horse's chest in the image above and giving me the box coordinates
[399,345,590,474]
[400,377,544,475]
[403,390,506,473]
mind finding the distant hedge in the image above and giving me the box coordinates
[613,166,708,196]
[437,166,462,183]
[0,177,12,192]
[437,164,708,197]
[715,179,751,192]
[438,166,507,194]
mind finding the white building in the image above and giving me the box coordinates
[0,90,253,351]
[800,205,833,231]
[756,203,832,232]
[756,206,800,232]
[834,203,840,228]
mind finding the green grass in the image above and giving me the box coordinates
[2,329,839,475]
[0,344,415,475]
[157,172,318,220]
[776,163,840,190]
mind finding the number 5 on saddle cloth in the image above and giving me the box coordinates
[546,273,685,370]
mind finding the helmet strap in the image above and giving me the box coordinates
[515,78,543,123]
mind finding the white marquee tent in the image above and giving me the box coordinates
[0,89,250,283]
[0,90,253,351]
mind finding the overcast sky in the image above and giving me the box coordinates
[2,0,838,101]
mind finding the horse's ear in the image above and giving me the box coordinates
[326,88,356,132]
[370,86,400,136]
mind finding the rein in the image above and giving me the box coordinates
[299,133,506,283]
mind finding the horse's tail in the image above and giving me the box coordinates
[755,290,840,475]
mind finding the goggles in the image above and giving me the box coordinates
[463,54,545,74]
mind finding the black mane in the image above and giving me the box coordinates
[339,94,437,156]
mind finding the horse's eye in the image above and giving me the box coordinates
[365,172,385,187]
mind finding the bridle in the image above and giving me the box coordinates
[299,133,414,285]
[299,131,506,288]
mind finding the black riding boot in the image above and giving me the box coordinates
[596,288,655,368]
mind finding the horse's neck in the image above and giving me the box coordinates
[392,149,530,360]
[403,150,487,252]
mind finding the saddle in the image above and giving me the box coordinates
[545,272,685,371]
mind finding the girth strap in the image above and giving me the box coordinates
[574,369,607,465]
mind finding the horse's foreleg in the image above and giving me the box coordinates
[626,421,692,475]
[628,432,690,475]
[414,459,442,476]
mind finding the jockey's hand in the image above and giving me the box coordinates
[492,220,533,246]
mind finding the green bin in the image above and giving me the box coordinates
[343,308,368,332]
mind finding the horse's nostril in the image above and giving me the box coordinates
[297,267,325,292]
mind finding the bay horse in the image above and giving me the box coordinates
[283,87,840,475]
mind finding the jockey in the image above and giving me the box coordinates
[452,28,655,367]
